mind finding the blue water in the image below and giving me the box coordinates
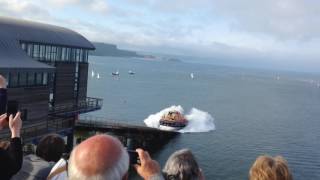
[87,56,320,180]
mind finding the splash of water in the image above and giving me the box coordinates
[144,105,215,133]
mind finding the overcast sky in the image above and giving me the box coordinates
[0,0,319,71]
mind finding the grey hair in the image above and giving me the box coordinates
[163,149,200,180]
[68,145,129,180]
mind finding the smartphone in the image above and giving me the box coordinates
[127,150,140,165]
[7,100,19,117]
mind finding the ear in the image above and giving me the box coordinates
[122,172,129,180]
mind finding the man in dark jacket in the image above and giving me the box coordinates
[0,75,23,180]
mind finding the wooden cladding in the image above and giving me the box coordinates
[7,86,49,122]
[53,62,89,105]
[54,62,76,105]
[78,63,88,101]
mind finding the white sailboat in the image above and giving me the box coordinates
[97,73,100,79]
[91,70,95,78]
[190,73,194,79]
[112,70,119,76]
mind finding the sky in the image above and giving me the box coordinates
[0,0,319,72]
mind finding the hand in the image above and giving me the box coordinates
[9,112,22,138]
[0,113,8,130]
[0,75,7,89]
[134,148,161,180]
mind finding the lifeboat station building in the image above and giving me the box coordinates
[0,17,102,150]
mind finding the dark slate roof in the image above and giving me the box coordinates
[0,17,95,49]
[0,37,54,72]
[0,17,95,71]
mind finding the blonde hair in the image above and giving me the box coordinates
[249,155,293,180]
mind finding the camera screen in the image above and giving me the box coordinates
[7,100,19,116]
[127,150,140,165]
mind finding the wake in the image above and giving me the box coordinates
[144,105,215,133]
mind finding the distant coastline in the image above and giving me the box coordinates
[90,42,144,58]
[90,42,182,63]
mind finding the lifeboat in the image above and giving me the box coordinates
[159,110,188,131]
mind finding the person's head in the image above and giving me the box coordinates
[249,155,293,180]
[68,134,129,180]
[36,133,65,162]
[163,149,203,180]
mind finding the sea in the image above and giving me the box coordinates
[86,56,320,180]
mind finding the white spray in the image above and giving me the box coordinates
[144,105,215,133]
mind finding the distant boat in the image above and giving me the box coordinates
[91,70,95,77]
[128,70,135,75]
[112,71,119,76]
[97,73,100,79]
[190,73,194,79]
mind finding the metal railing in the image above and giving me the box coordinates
[49,97,103,117]
[0,97,103,142]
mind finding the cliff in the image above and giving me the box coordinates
[90,42,142,57]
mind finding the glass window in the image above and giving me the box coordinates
[61,47,66,61]
[9,72,19,87]
[79,49,83,62]
[45,45,51,61]
[43,73,48,85]
[36,73,42,85]
[19,72,27,86]
[51,46,57,60]
[21,42,27,52]
[39,45,45,60]
[27,73,35,86]
[86,50,89,62]
[33,44,40,59]
[83,50,88,62]
[27,44,33,57]
[57,47,62,60]
[66,48,71,61]
[69,48,73,61]
[76,49,80,61]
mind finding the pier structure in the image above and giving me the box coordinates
[75,118,178,152]
[0,17,101,151]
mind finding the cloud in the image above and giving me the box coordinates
[210,0,320,41]
[47,0,79,7]
[89,0,108,14]
[0,0,320,71]
[145,0,320,41]
[0,0,50,18]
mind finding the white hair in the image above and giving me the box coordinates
[163,149,200,180]
[68,145,129,180]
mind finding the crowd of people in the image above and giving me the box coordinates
[0,74,293,180]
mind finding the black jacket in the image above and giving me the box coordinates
[0,88,23,179]
[0,88,7,114]
[0,138,23,180]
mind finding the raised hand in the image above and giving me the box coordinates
[9,112,22,138]
[134,148,161,180]
[0,113,8,130]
